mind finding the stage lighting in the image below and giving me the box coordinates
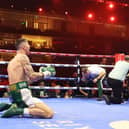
[109,16,115,22]
[108,3,114,9]
[65,11,69,15]
[87,13,94,20]
[38,8,43,12]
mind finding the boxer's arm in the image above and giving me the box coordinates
[96,70,106,80]
[21,55,43,81]
[93,70,106,83]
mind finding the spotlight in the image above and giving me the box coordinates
[38,8,43,12]
[108,3,114,9]
[109,16,116,22]
[65,11,69,15]
[87,13,94,20]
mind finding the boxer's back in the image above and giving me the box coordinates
[8,54,28,84]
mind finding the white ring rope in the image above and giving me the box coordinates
[0,61,77,67]
[80,64,114,68]
[0,61,114,68]
[79,87,112,91]
[0,75,76,81]
[0,85,112,91]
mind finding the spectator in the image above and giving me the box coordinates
[31,81,47,98]
[100,58,108,65]
[48,81,61,98]
[61,81,73,98]
[39,81,48,98]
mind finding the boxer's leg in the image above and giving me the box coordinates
[2,82,54,118]
[0,103,11,111]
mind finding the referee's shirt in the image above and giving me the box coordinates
[109,61,129,81]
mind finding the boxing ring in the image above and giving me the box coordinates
[0,49,129,129]
[0,98,129,129]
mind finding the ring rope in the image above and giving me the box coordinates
[0,85,112,91]
[80,64,114,68]
[0,61,114,68]
[0,74,76,81]
[0,49,114,58]
[0,61,77,67]
[80,87,112,91]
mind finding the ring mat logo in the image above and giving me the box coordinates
[32,120,94,129]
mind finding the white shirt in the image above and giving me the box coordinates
[109,61,129,81]
[81,65,105,81]
[87,65,105,75]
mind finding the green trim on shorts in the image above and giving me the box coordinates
[9,81,28,91]
[97,80,103,97]
[9,81,28,108]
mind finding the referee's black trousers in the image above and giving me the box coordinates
[107,78,123,104]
